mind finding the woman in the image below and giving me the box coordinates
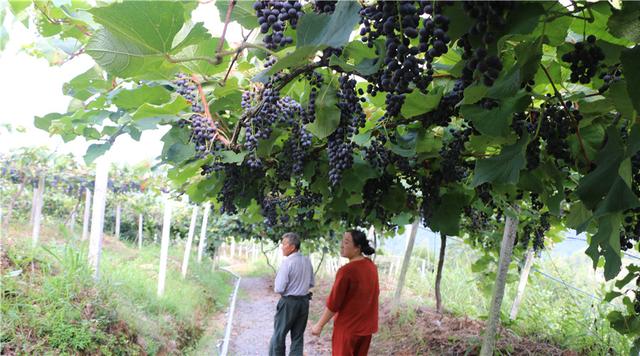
[311,229,379,356]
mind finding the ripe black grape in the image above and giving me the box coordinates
[254,0,303,50]
[561,35,605,84]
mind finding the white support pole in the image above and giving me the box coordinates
[30,184,38,225]
[510,249,535,320]
[69,210,77,233]
[181,206,199,278]
[88,159,109,280]
[31,175,45,247]
[157,196,172,297]
[230,239,236,259]
[138,213,143,249]
[480,208,520,356]
[115,203,121,240]
[197,202,210,263]
[81,188,91,241]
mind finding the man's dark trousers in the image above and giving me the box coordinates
[269,295,310,356]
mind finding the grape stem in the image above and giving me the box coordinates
[216,0,237,64]
[539,63,592,167]
[190,74,231,146]
[223,29,254,85]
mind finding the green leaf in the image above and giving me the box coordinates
[461,84,487,105]
[296,1,361,48]
[174,37,230,76]
[112,85,171,110]
[84,142,112,165]
[131,96,189,121]
[256,128,285,158]
[568,123,605,163]
[620,45,640,114]
[90,2,185,53]
[472,134,529,187]
[608,80,636,122]
[416,128,442,154]
[430,190,470,236]
[401,89,443,118]
[86,28,165,78]
[566,202,592,231]
[585,213,622,280]
[629,124,640,155]
[514,35,543,83]
[219,150,247,165]
[257,46,321,81]
[216,0,258,29]
[576,126,625,209]
[161,127,194,164]
[34,113,62,131]
[608,2,640,43]
[461,93,530,138]
[172,22,211,53]
[63,66,111,101]
[306,82,339,139]
[593,177,640,218]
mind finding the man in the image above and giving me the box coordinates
[269,232,315,356]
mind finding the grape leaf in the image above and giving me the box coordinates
[84,142,112,165]
[306,82,339,139]
[585,213,622,280]
[112,85,171,110]
[216,0,258,29]
[620,45,640,114]
[472,133,529,187]
[296,0,361,48]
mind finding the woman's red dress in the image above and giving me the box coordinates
[326,258,379,356]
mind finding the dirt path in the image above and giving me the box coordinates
[228,276,331,356]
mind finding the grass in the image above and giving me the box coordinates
[400,239,632,355]
[1,220,234,355]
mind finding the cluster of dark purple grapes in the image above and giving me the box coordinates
[174,74,221,170]
[359,1,452,117]
[512,111,540,169]
[243,84,305,169]
[313,0,336,13]
[598,64,622,94]
[361,174,394,224]
[303,71,323,124]
[365,135,391,172]
[463,206,491,234]
[419,79,466,128]
[440,127,473,183]
[457,2,512,86]
[520,212,550,252]
[620,212,640,251]
[253,0,303,50]
[561,35,605,84]
[175,73,204,113]
[537,101,577,164]
[420,171,444,221]
[279,122,313,178]
[327,76,366,185]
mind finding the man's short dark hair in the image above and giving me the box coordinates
[282,232,300,250]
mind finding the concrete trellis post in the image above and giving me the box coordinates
[394,219,419,303]
[509,249,535,320]
[181,206,199,278]
[137,213,143,249]
[114,203,121,240]
[157,196,172,297]
[197,202,210,263]
[81,188,91,241]
[88,159,109,280]
[31,175,45,247]
[480,208,520,355]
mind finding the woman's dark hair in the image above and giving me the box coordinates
[347,229,375,256]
